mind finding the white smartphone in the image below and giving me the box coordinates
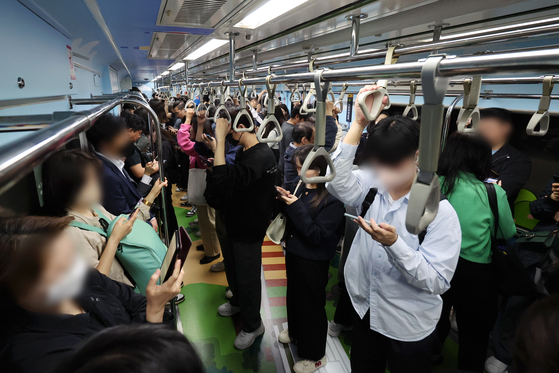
[344,213,371,226]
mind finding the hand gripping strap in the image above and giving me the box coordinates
[456,76,482,133]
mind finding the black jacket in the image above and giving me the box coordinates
[530,178,559,231]
[283,187,345,261]
[491,143,532,211]
[0,270,173,373]
[209,143,277,243]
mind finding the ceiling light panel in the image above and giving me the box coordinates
[234,0,310,29]
[183,39,228,60]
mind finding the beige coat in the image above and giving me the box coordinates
[66,203,150,287]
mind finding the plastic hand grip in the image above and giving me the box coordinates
[299,147,337,184]
[456,76,482,133]
[357,88,391,121]
[300,88,316,115]
[526,75,554,136]
[195,103,207,116]
[213,105,231,123]
[232,109,255,133]
[185,100,196,109]
[406,172,441,235]
[256,115,283,143]
[403,105,419,121]
[204,104,217,120]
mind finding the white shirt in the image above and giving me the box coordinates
[327,142,462,341]
[96,152,152,185]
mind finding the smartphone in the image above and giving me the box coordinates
[553,175,559,183]
[276,187,288,197]
[128,198,143,220]
[199,155,213,166]
[344,213,371,226]
[204,133,214,141]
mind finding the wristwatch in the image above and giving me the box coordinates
[143,199,153,207]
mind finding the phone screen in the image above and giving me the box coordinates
[128,198,143,220]
[553,175,559,183]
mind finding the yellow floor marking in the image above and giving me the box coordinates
[262,245,283,252]
[264,270,287,280]
[262,257,285,265]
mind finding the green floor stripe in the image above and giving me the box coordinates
[174,206,199,243]
[266,286,287,298]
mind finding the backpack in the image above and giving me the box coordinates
[69,207,168,295]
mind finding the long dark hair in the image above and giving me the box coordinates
[292,144,329,210]
[437,132,492,195]
[263,106,284,137]
[149,99,167,124]
[42,149,103,217]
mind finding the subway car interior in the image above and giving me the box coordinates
[1,0,559,373]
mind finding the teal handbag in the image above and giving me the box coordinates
[69,207,168,295]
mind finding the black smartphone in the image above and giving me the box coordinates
[199,155,213,166]
[553,175,559,183]
[204,133,214,141]
[128,198,143,220]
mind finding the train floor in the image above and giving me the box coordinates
[171,189,461,373]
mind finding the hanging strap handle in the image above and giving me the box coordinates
[406,55,450,235]
[334,83,348,112]
[526,75,555,136]
[257,75,283,143]
[213,82,231,123]
[357,46,397,121]
[456,76,482,133]
[204,86,218,120]
[299,70,337,184]
[402,80,419,121]
[233,78,255,133]
[290,83,301,102]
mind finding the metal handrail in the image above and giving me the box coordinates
[0,94,170,245]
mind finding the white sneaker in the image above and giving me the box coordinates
[211,261,225,272]
[225,288,233,299]
[278,328,292,344]
[328,320,352,337]
[234,322,265,350]
[218,302,240,317]
[180,194,188,201]
[485,356,509,373]
[293,356,327,373]
[175,187,182,192]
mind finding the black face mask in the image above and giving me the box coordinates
[120,141,136,158]
[226,133,240,147]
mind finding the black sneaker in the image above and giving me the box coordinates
[200,253,220,265]
[175,293,185,304]
[186,206,197,217]
[181,201,192,207]
[196,244,204,252]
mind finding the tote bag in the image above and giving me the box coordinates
[266,181,302,244]
[188,167,207,205]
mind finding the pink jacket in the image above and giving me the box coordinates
[177,122,206,169]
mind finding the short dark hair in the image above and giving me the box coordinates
[42,149,103,217]
[292,122,314,144]
[130,87,141,92]
[363,115,420,165]
[0,215,73,305]
[228,103,256,134]
[55,324,205,373]
[149,99,167,124]
[512,294,559,373]
[134,108,152,135]
[290,105,306,120]
[123,113,146,133]
[437,132,492,195]
[122,103,136,111]
[480,107,513,126]
[86,113,126,150]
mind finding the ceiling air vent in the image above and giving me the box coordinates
[174,0,228,25]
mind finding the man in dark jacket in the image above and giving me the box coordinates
[204,108,276,350]
[479,108,532,211]
[529,178,559,231]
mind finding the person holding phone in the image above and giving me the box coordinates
[529,176,559,231]
[326,85,462,373]
[276,145,344,373]
[0,215,183,373]
[42,149,166,286]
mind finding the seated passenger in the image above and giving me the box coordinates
[0,215,183,373]
[276,145,345,373]
[327,86,462,373]
[478,108,532,211]
[529,177,559,231]
[435,132,517,372]
[42,149,165,285]
[122,114,149,183]
[86,113,165,229]
[56,324,204,373]
[283,122,314,191]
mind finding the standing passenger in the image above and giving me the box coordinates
[276,145,344,373]
[326,85,462,373]
[279,105,307,177]
[204,107,276,349]
[435,132,516,372]
[478,108,532,211]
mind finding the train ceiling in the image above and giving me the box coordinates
[22,0,559,83]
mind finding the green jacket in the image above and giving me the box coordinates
[439,172,516,264]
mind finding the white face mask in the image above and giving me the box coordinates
[45,256,88,306]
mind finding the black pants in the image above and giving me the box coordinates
[333,281,353,326]
[351,308,436,373]
[217,213,263,332]
[285,251,330,361]
[435,257,498,372]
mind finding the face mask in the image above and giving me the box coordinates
[226,133,240,147]
[120,141,136,158]
[377,165,417,189]
[45,256,88,306]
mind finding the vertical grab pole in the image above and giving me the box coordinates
[406,55,450,235]
[226,32,239,82]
